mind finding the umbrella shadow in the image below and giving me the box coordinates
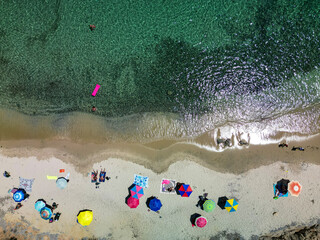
[217,196,228,210]
[77,209,92,216]
[175,182,184,195]
[127,184,136,195]
[190,213,201,226]
[125,194,131,205]
[276,179,290,194]
[146,196,156,208]
[36,199,46,203]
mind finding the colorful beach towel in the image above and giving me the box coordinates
[273,184,288,198]
[19,177,35,192]
[133,174,149,188]
[99,171,106,182]
[160,179,176,194]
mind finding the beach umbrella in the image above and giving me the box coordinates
[40,206,53,220]
[77,210,93,226]
[288,181,302,197]
[195,216,207,228]
[203,199,216,213]
[127,196,139,208]
[56,177,68,189]
[13,189,26,202]
[35,199,46,212]
[178,184,192,197]
[225,199,238,212]
[147,197,162,211]
[130,184,144,199]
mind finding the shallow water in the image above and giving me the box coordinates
[0,0,319,145]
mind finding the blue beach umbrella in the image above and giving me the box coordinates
[178,184,193,197]
[56,177,68,189]
[13,189,26,202]
[35,199,46,212]
[40,206,53,220]
[147,197,162,211]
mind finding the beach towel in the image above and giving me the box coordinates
[160,179,176,194]
[19,177,35,192]
[99,171,106,182]
[47,176,58,180]
[273,184,288,198]
[133,174,149,188]
[91,172,97,183]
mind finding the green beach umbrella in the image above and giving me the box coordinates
[203,199,216,212]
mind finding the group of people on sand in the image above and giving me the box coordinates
[278,143,304,151]
[217,132,250,148]
[48,202,61,223]
[91,169,111,188]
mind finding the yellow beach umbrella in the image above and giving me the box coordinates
[225,199,238,212]
[77,210,93,226]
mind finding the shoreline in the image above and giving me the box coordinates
[0,134,319,175]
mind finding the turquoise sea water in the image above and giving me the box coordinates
[0,0,319,143]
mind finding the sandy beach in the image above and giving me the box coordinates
[0,136,319,240]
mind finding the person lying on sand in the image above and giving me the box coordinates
[167,187,174,192]
[52,202,58,210]
[3,171,10,178]
[14,203,23,210]
[291,146,304,151]
[99,169,106,182]
[91,170,98,183]
[54,212,61,221]
[196,193,209,209]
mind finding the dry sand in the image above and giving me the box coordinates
[0,135,319,239]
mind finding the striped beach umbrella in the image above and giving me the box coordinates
[13,189,26,202]
[225,199,238,212]
[203,199,216,213]
[35,199,46,212]
[130,184,144,199]
[127,196,139,208]
[288,181,302,197]
[77,210,93,226]
[195,216,207,228]
[178,184,192,197]
[56,177,68,189]
[40,207,53,220]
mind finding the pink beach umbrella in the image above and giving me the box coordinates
[195,216,207,228]
[130,184,144,199]
[127,196,139,208]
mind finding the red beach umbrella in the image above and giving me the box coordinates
[288,181,302,197]
[178,184,192,197]
[195,216,207,228]
[127,196,139,208]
